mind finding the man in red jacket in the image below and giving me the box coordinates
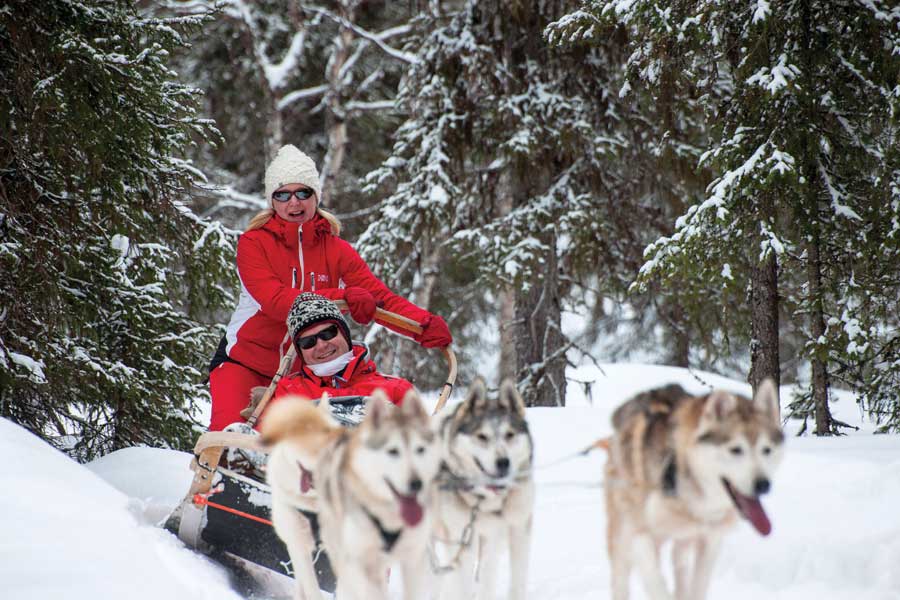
[266,293,413,415]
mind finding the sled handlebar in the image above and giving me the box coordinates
[331,301,456,415]
[187,307,456,500]
[244,302,456,428]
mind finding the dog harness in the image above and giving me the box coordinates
[362,508,403,552]
[662,456,678,496]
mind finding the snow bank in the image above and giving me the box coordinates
[3,363,899,600]
[0,419,241,600]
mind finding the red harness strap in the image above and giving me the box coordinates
[192,492,274,527]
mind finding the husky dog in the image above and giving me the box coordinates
[260,389,441,600]
[605,380,784,600]
[260,394,334,600]
[432,378,535,600]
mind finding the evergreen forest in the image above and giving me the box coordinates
[2,0,898,459]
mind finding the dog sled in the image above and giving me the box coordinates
[164,303,457,596]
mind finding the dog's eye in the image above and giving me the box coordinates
[416,446,426,455]
[476,433,489,443]
[729,446,743,456]
[387,447,400,457]
[762,446,771,455]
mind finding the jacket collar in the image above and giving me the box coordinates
[298,343,372,385]
[262,213,332,246]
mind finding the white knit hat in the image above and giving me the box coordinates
[264,145,322,204]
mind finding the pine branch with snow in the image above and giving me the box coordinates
[0,0,236,459]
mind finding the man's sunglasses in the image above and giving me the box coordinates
[272,188,315,202]
[295,324,340,350]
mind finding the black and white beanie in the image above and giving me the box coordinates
[264,145,322,204]
[287,293,351,348]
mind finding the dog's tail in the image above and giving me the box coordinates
[582,436,611,454]
[259,394,342,463]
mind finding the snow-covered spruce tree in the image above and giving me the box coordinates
[554,0,900,433]
[555,1,788,394]
[0,1,235,459]
[163,0,417,227]
[362,0,639,405]
[547,8,732,372]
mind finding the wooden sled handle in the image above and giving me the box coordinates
[334,301,457,415]
[245,344,296,428]
[187,307,456,497]
[245,301,456,426]
[433,347,457,415]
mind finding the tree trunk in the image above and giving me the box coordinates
[494,6,568,404]
[749,249,780,401]
[660,300,690,368]
[498,285,517,383]
[397,245,443,377]
[807,226,834,435]
[264,92,283,163]
[111,395,130,452]
[496,172,517,385]
[320,10,354,206]
[512,229,567,407]
[798,0,833,435]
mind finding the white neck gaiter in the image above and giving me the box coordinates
[308,350,355,377]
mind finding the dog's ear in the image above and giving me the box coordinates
[753,378,780,426]
[399,388,429,423]
[498,378,526,418]
[701,390,738,423]
[317,392,333,418]
[259,396,317,448]
[459,377,489,417]
[364,389,393,430]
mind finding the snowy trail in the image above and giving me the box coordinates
[3,364,900,600]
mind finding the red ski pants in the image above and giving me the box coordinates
[208,361,272,431]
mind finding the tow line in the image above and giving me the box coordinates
[192,491,274,527]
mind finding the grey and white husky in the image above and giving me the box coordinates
[432,378,535,600]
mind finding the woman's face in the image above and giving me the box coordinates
[272,183,318,224]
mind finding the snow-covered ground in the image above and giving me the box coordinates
[3,363,899,600]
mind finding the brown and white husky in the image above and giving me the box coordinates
[604,380,784,600]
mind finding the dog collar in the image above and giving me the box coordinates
[436,462,475,492]
[662,456,677,496]
[362,508,403,552]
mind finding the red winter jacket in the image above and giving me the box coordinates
[219,214,431,378]
[269,344,413,408]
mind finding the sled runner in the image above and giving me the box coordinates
[164,303,456,596]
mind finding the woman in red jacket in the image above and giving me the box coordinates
[208,145,451,430]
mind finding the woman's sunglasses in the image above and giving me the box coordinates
[272,188,315,202]
[295,324,340,350]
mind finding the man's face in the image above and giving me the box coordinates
[298,321,350,365]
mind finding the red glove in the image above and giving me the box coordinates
[343,287,377,324]
[416,314,453,348]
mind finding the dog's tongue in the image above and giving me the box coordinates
[298,463,313,493]
[730,487,772,536]
[397,495,424,527]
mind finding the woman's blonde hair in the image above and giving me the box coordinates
[245,206,341,236]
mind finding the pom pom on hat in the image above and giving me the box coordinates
[265,145,322,204]
[287,293,351,350]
